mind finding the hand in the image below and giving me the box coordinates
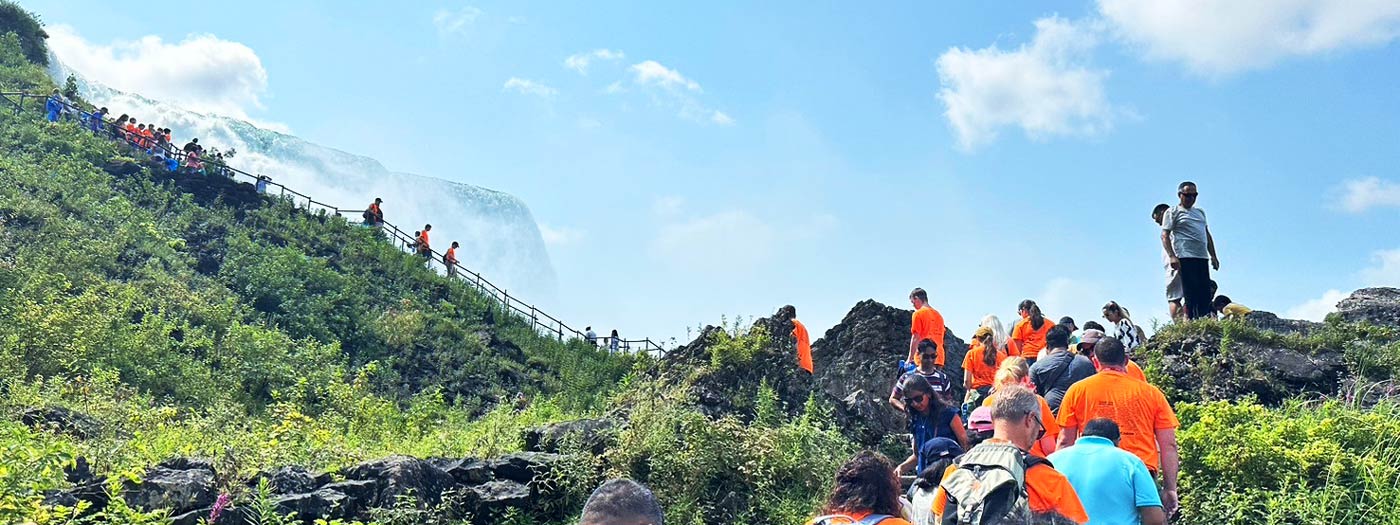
[1169,256,1181,271]
[1211,256,1221,271]
[1161,489,1179,519]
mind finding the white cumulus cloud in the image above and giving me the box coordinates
[1285,289,1349,321]
[630,60,703,92]
[564,49,625,74]
[502,77,558,98]
[1097,0,1400,75]
[1334,177,1400,213]
[936,16,1116,151]
[433,6,483,36]
[1361,248,1400,286]
[47,25,272,123]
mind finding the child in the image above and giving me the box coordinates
[1213,295,1252,320]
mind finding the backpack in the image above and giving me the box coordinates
[939,442,1048,525]
[810,514,898,525]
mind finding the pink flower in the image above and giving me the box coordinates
[209,493,232,523]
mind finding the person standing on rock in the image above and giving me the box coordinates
[908,288,947,368]
[1154,203,1185,321]
[579,478,666,525]
[780,305,814,374]
[1161,182,1220,320]
[1057,336,1181,518]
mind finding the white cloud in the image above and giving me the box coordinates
[1334,177,1400,213]
[1361,248,1400,286]
[630,60,703,92]
[624,60,733,125]
[1098,0,1400,75]
[539,224,585,246]
[1285,289,1349,321]
[564,49,625,74]
[433,6,483,36]
[502,77,558,98]
[936,17,1116,151]
[47,25,273,122]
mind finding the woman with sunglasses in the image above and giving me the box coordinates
[897,372,968,476]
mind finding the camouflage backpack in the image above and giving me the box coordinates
[938,442,1047,525]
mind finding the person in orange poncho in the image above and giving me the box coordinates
[780,305,813,374]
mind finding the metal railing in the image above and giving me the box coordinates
[3,90,665,355]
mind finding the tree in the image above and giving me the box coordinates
[62,74,78,100]
[0,1,50,66]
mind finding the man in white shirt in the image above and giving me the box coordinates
[1160,182,1220,320]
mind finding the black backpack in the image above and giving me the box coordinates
[939,442,1048,525]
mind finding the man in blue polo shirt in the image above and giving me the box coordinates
[1049,418,1166,525]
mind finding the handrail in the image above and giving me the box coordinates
[5,90,665,355]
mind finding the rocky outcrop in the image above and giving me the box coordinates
[1244,311,1322,337]
[21,406,103,439]
[812,300,968,447]
[524,419,615,454]
[1151,330,1348,404]
[1337,288,1400,329]
[660,314,817,424]
[44,453,565,524]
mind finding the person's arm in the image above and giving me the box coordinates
[951,415,969,450]
[1057,425,1078,451]
[1161,229,1179,270]
[908,334,919,363]
[889,394,905,412]
[1037,432,1057,455]
[898,453,916,474]
[1139,506,1166,525]
[963,370,974,391]
[1207,227,1219,270]
[1156,427,1180,518]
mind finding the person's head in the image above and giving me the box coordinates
[916,339,939,371]
[909,287,929,308]
[1212,295,1232,312]
[1102,301,1130,323]
[451,241,460,249]
[778,304,797,321]
[585,326,592,331]
[192,138,198,143]
[993,356,1032,390]
[375,197,382,204]
[611,329,619,337]
[1045,325,1070,351]
[823,451,902,517]
[578,478,664,525]
[51,88,59,95]
[913,438,964,490]
[991,385,1045,451]
[99,107,108,113]
[1178,181,1198,208]
[1210,279,1219,296]
[1018,299,1044,329]
[966,406,995,446]
[424,224,432,231]
[137,123,145,130]
[117,114,128,122]
[1152,203,1170,225]
[1082,417,1121,445]
[1077,329,1105,355]
[980,314,1009,351]
[1058,316,1077,332]
[1083,320,1105,332]
[1093,335,1129,368]
[973,326,998,367]
[900,372,940,416]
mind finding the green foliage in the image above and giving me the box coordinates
[62,73,78,100]
[0,3,48,65]
[709,323,770,369]
[1175,399,1400,525]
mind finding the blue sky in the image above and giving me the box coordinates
[30,0,1400,345]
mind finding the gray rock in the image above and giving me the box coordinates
[1337,288,1400,329]
[470,480,531,511]
[523,419,615,454]
[321,479,377,518]
[343,455,456,507]
[20,406,102,439]
[1245,311,1322,337]
[246,466,328,495]
[275,490,347,521]
[41,479,107,512]
[489,452,564,484]
[428,457,494,485]
[122,466,216,515]
[1152,332,1347,404]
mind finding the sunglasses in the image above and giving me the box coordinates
[1031,413,1047,441]
[907,393,930,405]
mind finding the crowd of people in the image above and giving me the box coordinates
[786,181,1244,524]
[45,89,242,180]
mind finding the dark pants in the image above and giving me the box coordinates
[1180,257,1212,319]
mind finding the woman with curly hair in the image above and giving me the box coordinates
[809,451,912,525]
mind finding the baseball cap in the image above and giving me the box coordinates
[968,406,994,433]
[973,326,993,339]
[919,437,964,462]
[1079,329,1106,345]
